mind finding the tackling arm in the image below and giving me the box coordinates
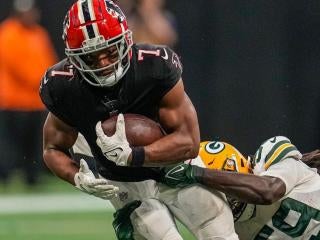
[194,167,286,205]
[163,164,286,205]
[43,112,79,184]
[143,79,200,166]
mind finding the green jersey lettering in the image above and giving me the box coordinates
[255,198,320,239]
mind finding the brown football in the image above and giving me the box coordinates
[101,114,164,147]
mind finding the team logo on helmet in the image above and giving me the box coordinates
[105,0,125,22]
[205,141,225,154]
[197,141,250,174]
[196,141,254,222]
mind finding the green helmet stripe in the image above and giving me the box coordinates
[265,140,291,162]
[267,145,298,168]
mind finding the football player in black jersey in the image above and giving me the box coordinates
[40,0,199,184]
[39,1,239,239]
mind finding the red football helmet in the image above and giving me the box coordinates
[62,0,133,87]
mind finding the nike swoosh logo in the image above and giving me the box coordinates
[44,77,49,84]
[165,165,185,180]
[108,152,118,158]
[161,48,168,60]
[270,137,277,143]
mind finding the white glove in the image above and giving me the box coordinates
[96,114,132,166]
[74,159,119,200]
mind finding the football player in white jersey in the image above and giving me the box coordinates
[72,133,238,240]
[163,136,320,239]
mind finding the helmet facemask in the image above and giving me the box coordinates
[65,30,133,87]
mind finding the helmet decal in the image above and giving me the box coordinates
[223,158,237,172]
[195,140,254,221]
[196,141,250,174]
[205,141,225,154]
[105,0,125,22]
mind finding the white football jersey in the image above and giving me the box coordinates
[235,158,320,239]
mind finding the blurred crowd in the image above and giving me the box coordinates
[115,0,177,48]
[0,0,57,187]
[0,0,177,188]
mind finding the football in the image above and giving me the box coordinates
[101,114,164,146]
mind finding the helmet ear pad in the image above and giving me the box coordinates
[63,0,133,87]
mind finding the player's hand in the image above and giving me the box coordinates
[161,163,198,187]
[96,114,132,166]
[74,159,119,200]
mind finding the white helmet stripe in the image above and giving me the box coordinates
[77,1,89,40]
[87,0,100,37]
[77,1,85,24]
[92,23,100,38]
[81,26,90,40]
[78,0,99,40]
[120,23,125,33]
[87,0,96,20]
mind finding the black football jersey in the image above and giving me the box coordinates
[39,43,182,181]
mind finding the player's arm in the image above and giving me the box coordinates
[163,164,286,205]
[43,112,79,184]
[44,114,119,198]
[95,47,199,167]
[194,168,286,205]
[95,79,200,167]
[143,78,200,166]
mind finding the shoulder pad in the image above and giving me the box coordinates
[41,59,75,86]
[253,136,302,174]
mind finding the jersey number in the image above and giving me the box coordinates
[50,68,74,77]
[255,198,320,239]
[138,49,160,61]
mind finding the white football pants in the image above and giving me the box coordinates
[73,133,238,240]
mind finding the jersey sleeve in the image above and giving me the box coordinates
[155,46,183,98]
[259,158,312,195]
[39,62,76,127]
[135,44,183,98]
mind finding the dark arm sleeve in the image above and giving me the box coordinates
[98,163,162,182]
[70,144,162,182]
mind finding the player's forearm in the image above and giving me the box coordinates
[43,148,79,185]
[143,133,199,167]
[194,167,284,205]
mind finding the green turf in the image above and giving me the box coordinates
[0,211,195,240]
[0,172,76,194]
[0,173,195,239]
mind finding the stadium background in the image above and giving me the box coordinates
[0,0,319,239]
